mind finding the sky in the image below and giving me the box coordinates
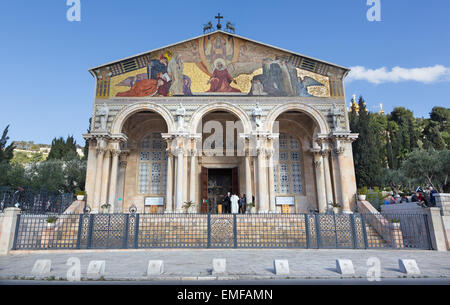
[0,0,449,145]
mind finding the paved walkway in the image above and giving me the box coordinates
[0,249,449,281]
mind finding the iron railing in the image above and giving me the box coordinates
[0,187,74,214]
[12,212,432,251]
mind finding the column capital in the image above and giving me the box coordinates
[96,147,106,156]
[174,147,185,156]
[111,149,121,157]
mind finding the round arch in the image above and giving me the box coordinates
[189,102,252,134]
[265,102,330,135]
[111,102,176,134]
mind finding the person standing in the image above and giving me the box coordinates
[239,194,247,214]
[223,192,231,214]
[429,187,438,207]
[231,194,240,214]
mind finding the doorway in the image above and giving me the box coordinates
[201,167,239,213]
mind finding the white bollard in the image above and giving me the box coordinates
[274,260,289,275]
[87,260,106,279]
[212,259,226,275]
[31,259,52,276]
[398,259,420,275]
[336,259,355,275]
[147,260,164,276]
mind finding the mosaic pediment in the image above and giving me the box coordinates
[93,32,346,99]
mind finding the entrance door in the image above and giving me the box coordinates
[202,168,239,213]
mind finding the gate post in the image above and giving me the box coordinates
[314,214,321,249]
[426,207,447,251]
[0,207,21,255]
[134,214,140,249]
[350,214,358,249]
[76,214,84,249]
[233,214,237,248]
[87,214,94,249]
[123,214,130,249]
[304,214,310,249]
[207,214,211,248]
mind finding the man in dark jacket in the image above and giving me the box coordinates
[223,192,231,214]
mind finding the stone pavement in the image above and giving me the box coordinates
[0,249,449,281]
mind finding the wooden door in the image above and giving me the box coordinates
[201,167,208,213]
[232,167,239,196]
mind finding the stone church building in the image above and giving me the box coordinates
[83,30,358,215]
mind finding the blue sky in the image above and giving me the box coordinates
[0,0,449,145]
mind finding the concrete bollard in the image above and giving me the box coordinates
[87,260,106,279]
[336,259,355,275]
[273,260,289,275]
[147,260,164,276]
[212,259,226,275]
[31,259,52,276]
[399,259,420,275]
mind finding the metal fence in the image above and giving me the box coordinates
[12,212,433,251]
[0,187,74,214]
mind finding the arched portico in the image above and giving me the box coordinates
[111,102,176,134]
[265,102,330,135]
[189,102,252,134]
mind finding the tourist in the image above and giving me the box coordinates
[231,194,240,214]
[429,187,438,207]
[384,195,392,205]
[400,194,408,203]
[239,194,247,214]
[391,194,401,204]
[223,192,231,214]
[411,192,419,203]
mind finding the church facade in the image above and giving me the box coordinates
[83,30,358,214]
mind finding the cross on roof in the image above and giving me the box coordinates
[215,13,223,29]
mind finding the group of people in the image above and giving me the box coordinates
[221,192,247,214]
[384,186,438,208]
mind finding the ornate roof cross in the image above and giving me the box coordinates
[215,13,224,29]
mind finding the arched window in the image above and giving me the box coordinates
[273,133,303,195]
[138,132,167,195]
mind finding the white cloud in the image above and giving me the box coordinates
[347,65,450,84]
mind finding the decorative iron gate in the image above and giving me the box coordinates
[13,212,433,250]
[208,215,235,248]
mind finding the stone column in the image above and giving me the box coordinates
[267,149,276,212]
[189,149,197,203]
[116,153,128,213]
[175,148,185,213]
[93,141,106,213]
[84,139,97,210]
[257,147,268,213]
[334,147,351,213]
[108,149,120,211]
[322,150,333,211]
[313,151,327,213]
[245,152,253,205]
[100,150,111,210]
[165,151,173,213]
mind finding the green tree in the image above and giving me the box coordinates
[0,161,28,189]
[28,160,66,193]
[0,125,15,162]
[386,107,420,166]
[47,135,78,161]
[401,149,450,193]
[351,97,384,187]
[379,167,410,194]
